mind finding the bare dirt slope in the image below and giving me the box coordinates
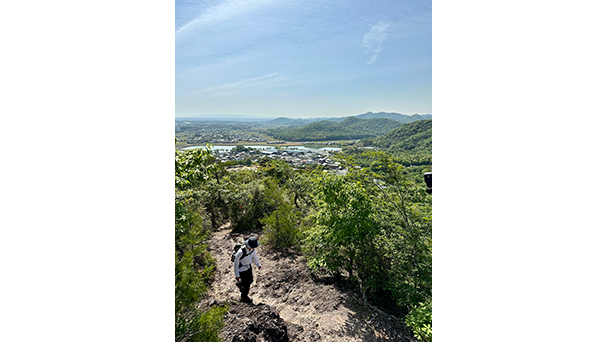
[198,225,413,342]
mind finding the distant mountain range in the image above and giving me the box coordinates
[268,116,406,142]
[264,117,314,126]
[264,112,431,126]
[175,112,431,126]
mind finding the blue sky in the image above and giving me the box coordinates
[175,0,431,118]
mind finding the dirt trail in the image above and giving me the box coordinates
[199,225,412,342]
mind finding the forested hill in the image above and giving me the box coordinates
[342,119,432,169]
[264,112,431,126]
[354,112,431,123]
[267,117,404,141]
[359,119,431,153]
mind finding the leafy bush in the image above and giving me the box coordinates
[304,173,379,280]
[404,301,432,342]
[176,146,227,342]
[259,177,301,249]
[226,179,272,232]
[304,153,432,318]
[175,203,222,342]
[176,304,228,342]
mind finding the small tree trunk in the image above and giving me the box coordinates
[294,193,300,209]
[275,208,280,246]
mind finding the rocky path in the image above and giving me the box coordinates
[198,225,412,342]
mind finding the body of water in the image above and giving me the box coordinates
[285,145,341,152]
[184,145,276,151]
[183,145,341,152]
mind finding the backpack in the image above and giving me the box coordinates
[231,242,252,267]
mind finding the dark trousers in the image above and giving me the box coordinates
[238,267,253,297]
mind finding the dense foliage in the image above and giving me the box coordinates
[405,300,432,342]
[304,152,432,314]
[359,119,432,153]
[338,119,432,178]
[268,117,404,141]
[175,121,432,339]
[175,146,228,342]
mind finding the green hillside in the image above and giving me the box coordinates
[360,119,431,153]
[354,111,431,123]
[267,117,404,141]
[339,119,432,171]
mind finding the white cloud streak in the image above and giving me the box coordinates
[361,21,391,64]
[176,0,276,39]
[197,72,284,93]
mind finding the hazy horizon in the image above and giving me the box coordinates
[175,111,432,120]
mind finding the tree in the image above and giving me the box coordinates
[304,173,379,280]
[359,151,432,311]
[233,145,247,153]
[259,177,299,249]
[224,174,271,232]
[304,151,432,318]
[175,145,227,342]
[175,145,218,190]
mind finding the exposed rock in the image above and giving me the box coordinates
[200,226,413,342]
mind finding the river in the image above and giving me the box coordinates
[182,145,341,152]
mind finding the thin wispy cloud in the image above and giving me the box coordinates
[197,72,285,93]
[362,21,391,64]
[176,0,276,39]
[176,0,432,117]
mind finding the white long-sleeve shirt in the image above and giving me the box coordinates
[233,247,260,278]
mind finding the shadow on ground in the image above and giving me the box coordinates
[201,227,414,342]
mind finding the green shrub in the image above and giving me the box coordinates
[227,179,271,232]
[176,305,228,342]
[176,146,227,342]
[404,301,432,342]
[259,177,301,249]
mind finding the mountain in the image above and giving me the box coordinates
[352,112,431,123]
[264,117,315,126]
[176,112,431,127]
[359,119,432,153]
[262,112,431,126]
[267,117,404,141]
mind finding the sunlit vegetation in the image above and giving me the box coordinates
[268,117,405,141]
[175,119,432,341]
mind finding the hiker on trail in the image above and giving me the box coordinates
[234,236,261,303]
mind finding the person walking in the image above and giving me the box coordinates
[234,236,261,303]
